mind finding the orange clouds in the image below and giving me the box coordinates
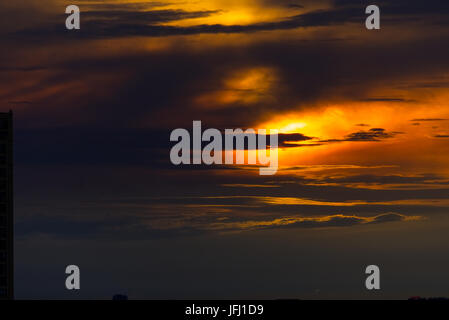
[256,97,449,178]
[194,67,278,109]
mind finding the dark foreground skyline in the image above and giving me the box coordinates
[0,112,13,300]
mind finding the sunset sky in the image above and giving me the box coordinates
[2,0,449,299]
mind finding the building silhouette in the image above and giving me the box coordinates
[0,111,13,300]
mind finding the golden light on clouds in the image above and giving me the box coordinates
[206,213,422,232]
[195,67,277,109]
[255,94,449,175]
[159,0,304,26]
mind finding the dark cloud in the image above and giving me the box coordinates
[13,127,314,166]
[15,213,209,240]
[335,0,449,16]
[73,1,171,11]
[294,216,363,228]
[359,98,416,103]
[16,0,449,40]
[9,29,449,132]
[278,133,316,148]
[272,212,414,230]
[287,4,305,9]
[345,128,403,141]
[217,132,315,149]
[369,212,406,224]
[3,0,449,132]
[82,9,221,24]
[11,13,341,40]
[8,101,33,105]
[307,173,449,187]
[321,128,403,143]
[15,127,171,166]
[14,206,417,239]
[0,66,49,72]
[411,118,448,122]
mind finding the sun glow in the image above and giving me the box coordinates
[278,122,307,133]
[158,0,298,27]
[255,100,449,170]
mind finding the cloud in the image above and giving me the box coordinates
[359,98,416,103]
[335,0,449,16]
[287,4,305,9]
[310,173,445,184]
[301,173,449,190]
[221,184,280,188]
[369,212,406,224]
[16,208,421,239]
[278,133,317,148]
[320,128,403,143]
[344,128,403,141]
[82,8,221,24]
[411,118,448,122]
[6,0,449,244]
[11,0,449,41]
[5,3,449,132]
[209,212,421,231]
[73,1,171,11]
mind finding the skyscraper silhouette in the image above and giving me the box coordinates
[0,111,13,300]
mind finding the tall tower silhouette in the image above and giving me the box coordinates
[0,111,13,300]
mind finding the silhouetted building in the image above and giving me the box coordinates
[0,111,13,300]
